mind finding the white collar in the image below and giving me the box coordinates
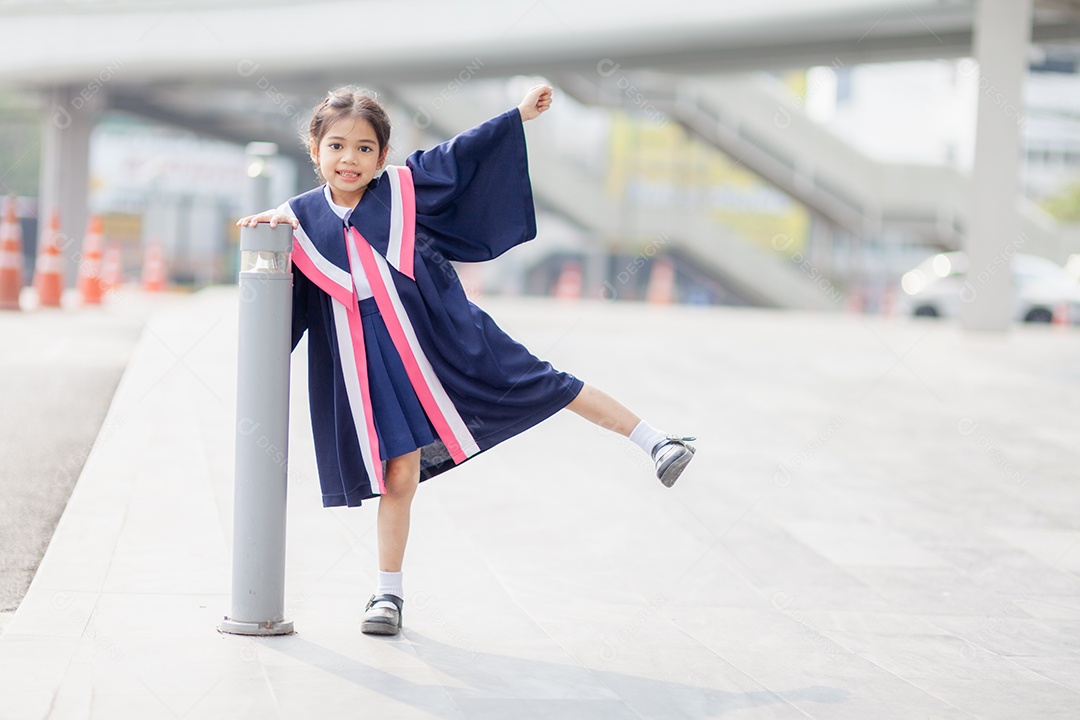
[323,184,353,223]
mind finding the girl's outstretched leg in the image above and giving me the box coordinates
[566,383,696,487]
[362,449,420,636]
[565,383,640,436]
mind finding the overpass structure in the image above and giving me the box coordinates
[1,0,1078,311]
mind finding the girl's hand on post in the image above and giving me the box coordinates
[235,211,299,229]
[518,84,553,121]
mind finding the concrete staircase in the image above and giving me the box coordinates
[387,85,842,311]
[560,71,1061,259]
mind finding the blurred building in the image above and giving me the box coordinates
[806,54,1080,204]
[87,117,297,285]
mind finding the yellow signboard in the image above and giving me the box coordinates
[605,103,809,256]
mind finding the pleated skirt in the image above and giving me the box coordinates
[356,296,436,464]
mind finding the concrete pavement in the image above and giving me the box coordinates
[0,289,175,625]
[1,287,1079,719]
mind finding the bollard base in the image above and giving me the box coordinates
[219,617,295,636]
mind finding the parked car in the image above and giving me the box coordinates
[899,251,1080,323]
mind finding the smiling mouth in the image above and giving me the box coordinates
[337,170,360,181]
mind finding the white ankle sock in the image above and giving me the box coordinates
[629,420,667,457]
[377,571,404,599]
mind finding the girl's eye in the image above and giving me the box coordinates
[329,143,343,150]
[360,147,372,153]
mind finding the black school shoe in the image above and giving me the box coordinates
[362,593,404,635]
[652,436,697,487]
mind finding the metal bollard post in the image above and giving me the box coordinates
[220,223,295,636]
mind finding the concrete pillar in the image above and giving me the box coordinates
[38,86,97,287]
[962,0,1032,332]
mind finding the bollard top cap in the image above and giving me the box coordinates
[240,223,293,253]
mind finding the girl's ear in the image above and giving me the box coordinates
[377,146,389,169]
[309,141,319,164]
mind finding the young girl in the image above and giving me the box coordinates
[237,84,695,636]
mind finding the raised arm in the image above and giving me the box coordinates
[404,105,538,261]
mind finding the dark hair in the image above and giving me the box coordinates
[304,86,392,177]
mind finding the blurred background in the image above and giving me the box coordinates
[2,0,1080,322]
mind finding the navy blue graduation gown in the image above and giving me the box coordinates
[288,109,583,507]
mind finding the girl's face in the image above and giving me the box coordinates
[311,116,387,207]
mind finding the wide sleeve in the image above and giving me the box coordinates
[406,108,537,262]
[291,262,311,351]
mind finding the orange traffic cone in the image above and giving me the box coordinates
[141,241,167,292]
[845,285,864,314]
[0,195,23,311]
[457,262,483,300]
[646,256,676,305]
[881,284,897,319]
[34,210,64,308]
[1053,301,1069,327]
[77,214,106,305]
[552,259,582,300]
[101,241,123,293]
